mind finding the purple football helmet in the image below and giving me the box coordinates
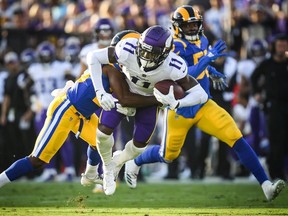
[37,41,55,63]
[93,18,114,46]
[247,38,268,64]
[20,48,37,65]
[136,25,173,71]
[64,36,81,63]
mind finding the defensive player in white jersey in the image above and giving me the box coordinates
[28,41,76,181]
[87,25,208,195]
[78,18,114,77]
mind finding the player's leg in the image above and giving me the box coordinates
[0,97,76,188]
[33,109,58,182]
[113,106,158,193]
[95,108,124,195]
[96,109,124,165]
[125,108,193,188]
[115,106,159,167]
[77,113,103,186]
[197,99,285,201]
[57,137,76,182]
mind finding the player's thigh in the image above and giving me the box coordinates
[31,98,77,163]
[160,109,194,161]
[196,100,242,147]
[77,113,99,148]
[133,106,159,144]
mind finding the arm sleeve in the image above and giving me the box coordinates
[207,65,216,75]
[187,56,211,77]
[86,48,110,92]
[178,84,208,108]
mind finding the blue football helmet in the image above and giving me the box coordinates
[171,5,203,41]
[136,25,173,71]
[93,18,114,46]
[37,41,55,63]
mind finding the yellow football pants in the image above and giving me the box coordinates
[160,99,242,161]
[31,95,98,163]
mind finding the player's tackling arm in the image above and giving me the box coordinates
[86,47,118,111]
[104,65,160,107]
[87,47,116,91]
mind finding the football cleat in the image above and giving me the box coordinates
[80,173,103,186]
[92,184,104,193]
[124,159,140,188]
[111,150,124,181]
[262,179,286,201]
[103,162,117,195]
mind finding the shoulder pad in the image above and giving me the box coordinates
[115,38,137,65]
[168,52,188,80]
[172,38,187,56]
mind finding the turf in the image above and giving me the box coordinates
[0,181,287,215]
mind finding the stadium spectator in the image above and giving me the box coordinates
[0,51,35,170]
[251,34,288,181]
[0,66,8,172]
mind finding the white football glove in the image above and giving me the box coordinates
[96,89,117,111]
[51,80,75,97]
[153,86,179,110]
[116,103,136,116]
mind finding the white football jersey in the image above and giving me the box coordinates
[79,43,100,65]
[115,38,188,96]
[28,61,72,109]
[237,59,256,83]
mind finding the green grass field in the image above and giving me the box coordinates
[0,180,287,216]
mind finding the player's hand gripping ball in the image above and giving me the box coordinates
[154,80,185,99]
[154,80,185,110]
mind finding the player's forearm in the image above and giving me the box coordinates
[87,49,110,92]
[187,56,210,77]
[118,94,160,108]
[178,84,208,108]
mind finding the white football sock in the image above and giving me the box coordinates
[84,163,98,178]
[0,172,11,188]
[115,140,146,166]
[96,128,114,165]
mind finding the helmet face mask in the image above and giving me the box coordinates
[247,38,268,64]
[65,36,81,63]
[37,41,55,64]
[94,18,114,47]
[172,5,203,41]
[136,25,173,71]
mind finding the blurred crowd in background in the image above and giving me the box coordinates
[0,0,287,186]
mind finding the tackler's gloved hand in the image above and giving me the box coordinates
[96,89,117,111]
[116,103,136,116]
[209,68,228,91]
[207,39,227,61]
